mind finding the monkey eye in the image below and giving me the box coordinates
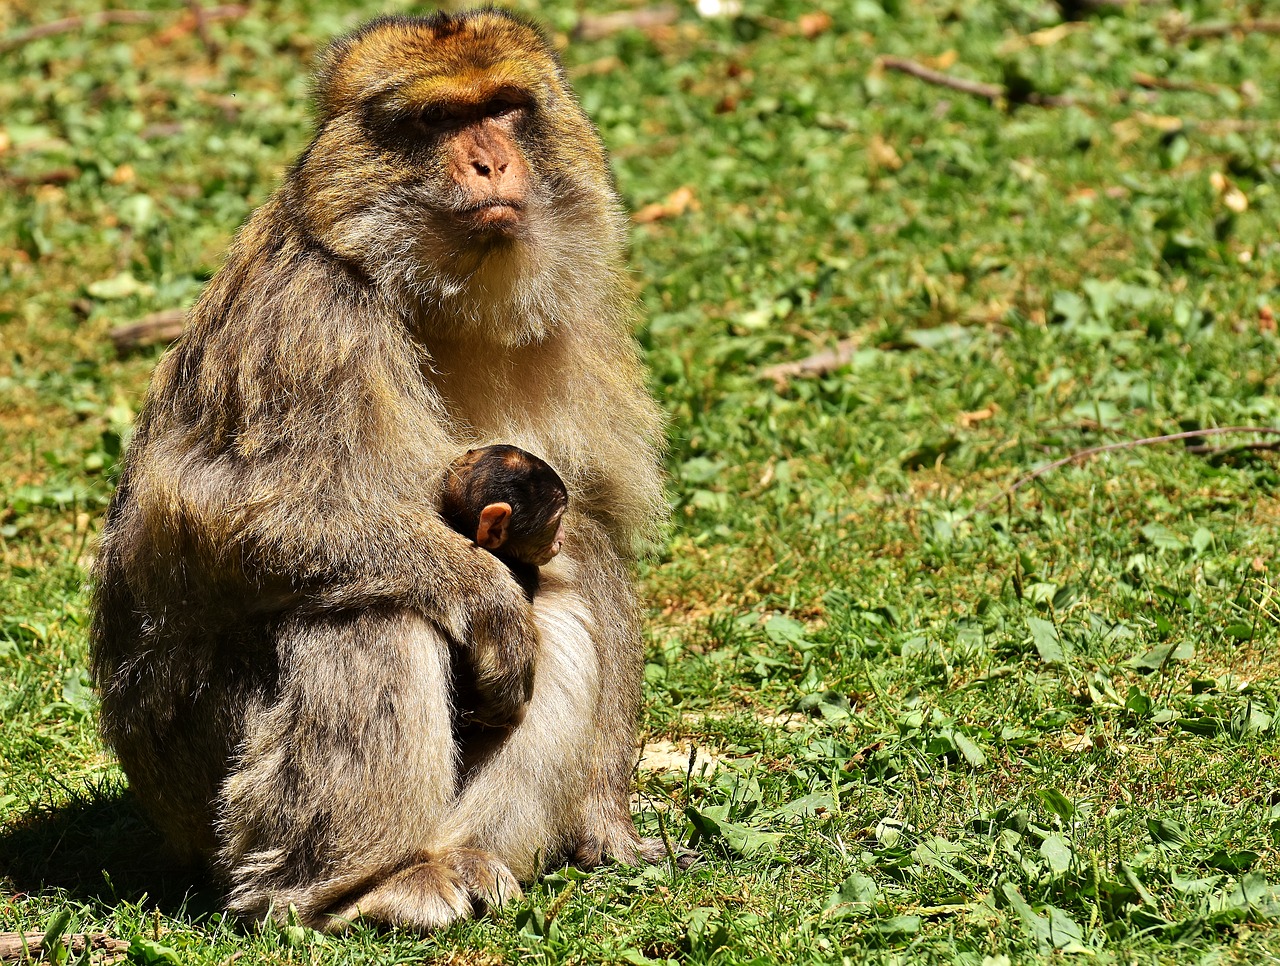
[486,99,521,118]
[419,105,457,129]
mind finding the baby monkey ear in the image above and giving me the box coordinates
[475,502,513,550]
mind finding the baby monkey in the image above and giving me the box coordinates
[441,445,568,598]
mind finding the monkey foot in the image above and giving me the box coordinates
[321,856,473,933]
[446,847,523,910]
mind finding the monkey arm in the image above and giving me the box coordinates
[114,229,538,721]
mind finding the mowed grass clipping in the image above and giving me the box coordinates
[2,0,1279,963]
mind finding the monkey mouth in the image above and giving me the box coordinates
[459,199,525,231]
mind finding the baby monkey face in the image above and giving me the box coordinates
[515,508,565,567]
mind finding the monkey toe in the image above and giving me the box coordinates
[446,847,523,910]
[635,836,699,870]
[574,829,698,871]
[321,857,473,933]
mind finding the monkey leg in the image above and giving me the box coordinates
[574,614,698,872]
[538,540,688,871]
[216,605,517,931]
[438,581,602,881]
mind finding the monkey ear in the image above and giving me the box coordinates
[476,503,512,550]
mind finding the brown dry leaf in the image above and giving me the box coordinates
[0,933,129,964]
[1223,187,1248,213]
[1112,113,1183,146]
[1061,732,1103,755]
[109,163,136,185]
[957,404,999,429]
[153,12,199,45]
[1027,22,1085,47]
[998,21,1084,54]
[1260,305,1276,333]
[571,55,623,78]
[1134,112,1184,133]
[638,740,720,775]
[1110,118,1143,145]
[1210,171,1248,213]
[633,185,698,223]
[868,134,903,172]
[921,49,958,70]
[797,11,833,39]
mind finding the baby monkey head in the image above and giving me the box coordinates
[442,445,569,568]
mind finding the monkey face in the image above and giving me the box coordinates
[513,508,566,567]
[288,11,626,346]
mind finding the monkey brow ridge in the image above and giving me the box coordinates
[400,67,542,109]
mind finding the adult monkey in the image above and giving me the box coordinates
[91,10,669,931]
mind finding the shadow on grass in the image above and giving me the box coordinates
[0,782,218,918]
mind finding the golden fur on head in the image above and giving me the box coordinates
[314,11,567,122]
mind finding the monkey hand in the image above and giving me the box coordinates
[452,567,538,729]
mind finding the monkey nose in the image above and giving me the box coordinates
[470,159,508,179]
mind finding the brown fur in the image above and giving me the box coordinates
[90,10,670,932]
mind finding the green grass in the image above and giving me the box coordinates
[2,0,1279,962]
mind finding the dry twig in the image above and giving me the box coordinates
[1186,440,1280,457]
[0,932,128,963]
[760,337,860,387]
[879,56,1075,107]
[4,167,79,187]
[186,1,221,60]
[0,5,245,54]
[1172,18,1280,40]
[968,427,1280,518]
[573,5,678,42]
[110,309,186,353]
[1131,70,1223,95]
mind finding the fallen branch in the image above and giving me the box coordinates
[4,167,79,187]
[186,0,222,60]
[880,56,1001,103]
[0,5,245,54]
[0,10,152,51]
[760,337,860,387]
[967,427,1280,517]
[573,5,678,42]
[879,56,1075,107]
[1131,70,1223,95]
[1192,118,1280,134]
[0,932,128,963]
[1173,18,1280,40]
[110,309,186,353]
[1186,440,1280,458]
[1072,0,1166,6]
